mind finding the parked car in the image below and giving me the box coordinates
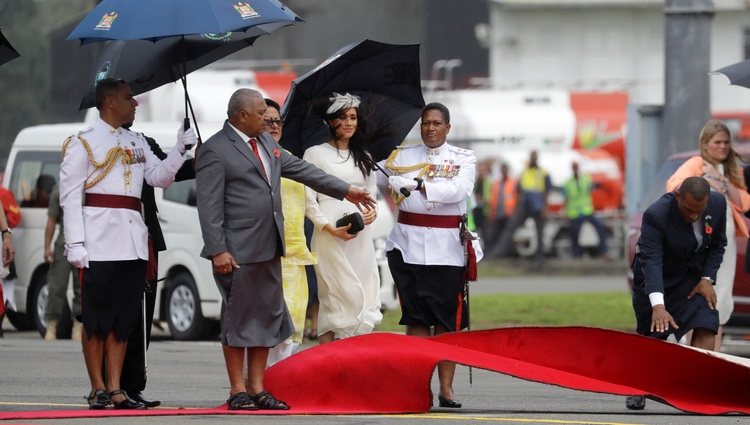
[627,150,750,325]
[3,122,398,340]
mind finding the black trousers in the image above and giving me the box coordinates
[119,248,158,395]
[119,282,156,394]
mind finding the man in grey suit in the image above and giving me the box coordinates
[196,88,376,411]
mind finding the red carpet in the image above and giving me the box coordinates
[2,327,750,420]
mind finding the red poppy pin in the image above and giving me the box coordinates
[273,148,280,158]
[704,215,713,235]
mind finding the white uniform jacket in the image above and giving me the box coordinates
[60,118,185,262]
[379,142,476,267]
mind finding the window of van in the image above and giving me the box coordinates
[164,180,197,207]
[10,151,59,209]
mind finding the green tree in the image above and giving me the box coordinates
[0,0,94,160]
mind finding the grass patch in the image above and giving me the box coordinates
[376,292,635,332]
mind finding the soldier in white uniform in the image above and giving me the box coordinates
[380,102,477,409]
[60,78,195,410]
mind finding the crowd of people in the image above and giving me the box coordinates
[472,150,609,265]
[0,76,742,414]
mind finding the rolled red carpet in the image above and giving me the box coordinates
[2,327,749,420]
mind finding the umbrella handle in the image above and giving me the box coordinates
[183,117,191,131]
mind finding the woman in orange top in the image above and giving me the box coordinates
[666,119,750,350]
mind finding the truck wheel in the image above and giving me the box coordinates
[5,309,31,331]
[553,228,574,260]
[165,272,212,340]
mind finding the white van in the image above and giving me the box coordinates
[3,122,398,340]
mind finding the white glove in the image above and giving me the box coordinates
[389,176,418,193]
[65,244,89,269]
[176,126,197,154]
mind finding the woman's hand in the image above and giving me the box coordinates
[325,223,357,241]
[362,207,377,225]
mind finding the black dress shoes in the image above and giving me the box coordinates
[438,395,462,408]
[625,395,646,410]
[130,392,161,408]
[109,389,147,410]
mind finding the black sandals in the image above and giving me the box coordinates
[226,391,259,410]
[251,390,290,410]
[86,389,111,410]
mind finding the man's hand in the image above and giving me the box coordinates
[176,127,197,154]
[344,186,376,211]
[650,304,678,334]
[2,235,13,266]
[212,251,239,275]
[44,246,53,263]
[688,278,717,310]
[388,176,418,194]
[65,244,89,269]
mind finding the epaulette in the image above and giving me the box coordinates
[61,127,92,155]
[447,145,474,156]
[397,143,421,150]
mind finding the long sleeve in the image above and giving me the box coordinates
[60,138,88,246]
[303,148,330,230]
[142,138,185,188]
[638,209,666,295]
[195,145,227,257]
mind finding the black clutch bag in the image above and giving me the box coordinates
[335,212,365,235]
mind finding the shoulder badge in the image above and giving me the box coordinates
[398,143,420,150]
[61,128,91,156]
[448,145,473,156]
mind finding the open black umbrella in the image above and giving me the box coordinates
[712,59,750,89]
[0,29,20,66]
[79,32,260,110]
[279,39,425,162]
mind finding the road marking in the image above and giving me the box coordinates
[370,414,647,425]
[0,401,88,408]
[0,403,646,425]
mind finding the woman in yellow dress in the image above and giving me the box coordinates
[264,99,316,365]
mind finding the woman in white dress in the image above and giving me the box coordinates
[303,93,382,344]
[666,119,750,350]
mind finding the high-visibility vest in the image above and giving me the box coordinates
[487,177,517,218]
[519,168,547,193]
[563,174,595,219]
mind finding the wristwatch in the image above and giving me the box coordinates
[1,228,12,236]
[701,276,714,284]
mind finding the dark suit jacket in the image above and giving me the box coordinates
[141,135,195,252]
[633,191,727,296]
[195,121,349,264]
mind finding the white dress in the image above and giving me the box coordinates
[303,143,382,339]
[712,162,736,325]
[716,198,736,325]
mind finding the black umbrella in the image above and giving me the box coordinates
[279,39,425,162]
[712,59,750,89]
[0,29,20,66]
[79,32,260,110]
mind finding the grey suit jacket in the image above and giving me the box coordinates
[196,121,350,263]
